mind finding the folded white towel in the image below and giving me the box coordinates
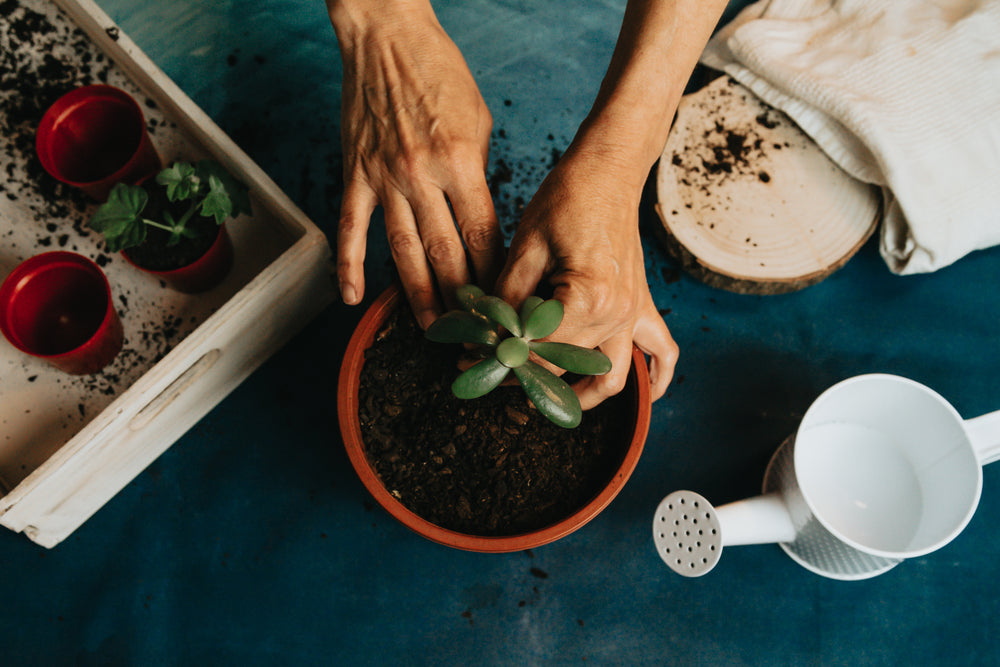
[701,0,1000,274]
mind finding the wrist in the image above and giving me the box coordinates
[569,99,678,195]
[327,0,438,48]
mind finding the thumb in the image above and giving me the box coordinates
[494,234,548,308]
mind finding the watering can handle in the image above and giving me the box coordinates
[715,492,797,547]
[967,410,1000,466]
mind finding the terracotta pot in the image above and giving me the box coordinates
[122,221,233,294]
[36,85,161,201]
[0,252,123,375]
[338,283,651,553]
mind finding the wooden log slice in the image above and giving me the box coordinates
[655,76,881,294]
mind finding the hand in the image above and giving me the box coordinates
[495,147,678,409]
[329,0,504,328]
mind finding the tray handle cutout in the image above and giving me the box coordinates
[128,349,221,431]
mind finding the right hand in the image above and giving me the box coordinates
[328,0,504,328]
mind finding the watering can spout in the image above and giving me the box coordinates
[715,492,797,547]
[653,490,796,577]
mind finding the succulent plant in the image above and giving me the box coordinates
[425,285,611,428]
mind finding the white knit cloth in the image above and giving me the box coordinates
[702,0,1000,274]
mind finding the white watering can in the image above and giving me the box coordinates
[654,374,1000,580]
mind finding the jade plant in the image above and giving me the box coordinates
[425,285,612,428]
[88,159,251,252]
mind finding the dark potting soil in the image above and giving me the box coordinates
[124,198,220,271]
[358,304,637,537]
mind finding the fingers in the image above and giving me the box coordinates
[557,285,678,408]
[571,304,677,409]
[405,185,473,311]
[337,179,377,305]
[573,331,634,411]
[633,300,679,402]
[494,233,548,310]
[447,178,504,293]
[340,167,501,328]
[383,190,441,329]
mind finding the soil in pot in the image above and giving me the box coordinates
[358,303,636,537]
[123,187,219,271]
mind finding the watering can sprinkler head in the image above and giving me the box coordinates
[653,491,724,577]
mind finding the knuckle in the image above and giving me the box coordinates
[665,338,680,364]
[598,366,629,398]
[567,281,623,323]
[462,223,499,254]
[388,147,429,183]
[424,235,465,267]
[386,229,423,258]
[337,213,364,238]
[445,146,484,179]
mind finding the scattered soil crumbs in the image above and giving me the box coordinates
[0,0,111,222]
[358,304,635,537]
[1,0,197,369]
[668,77,789,196]
[0,0,211,476]
[488,126,566,242]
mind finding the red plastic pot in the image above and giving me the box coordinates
[0,252,123,375]
[338,283,652,553]
[122,222,234,294]
[36,85,161,201]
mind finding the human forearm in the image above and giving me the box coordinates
[572,0,730,191]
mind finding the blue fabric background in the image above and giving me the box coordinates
[2,0,998,664]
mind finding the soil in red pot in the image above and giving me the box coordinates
[123,187,219,271]
[358,304,635,537]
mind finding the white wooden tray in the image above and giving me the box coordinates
[0,0,337,547]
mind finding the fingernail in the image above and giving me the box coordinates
[340,282,358,305]
[417,310,437,331]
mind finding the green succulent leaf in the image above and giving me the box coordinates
[88,182,148,252]
[456,284,486,312]
[523,298,563,340]
[528,341,612,376]
[425,311,499,346]
[518,296,544,329]
[513,361,582,428]
[475,296,522,336]
[496,337,529,369]
[452,357,510,399]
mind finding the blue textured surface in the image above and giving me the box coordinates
[3,0,999,664]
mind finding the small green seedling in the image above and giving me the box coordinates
[425,285,612,428]
[89,160,251,252]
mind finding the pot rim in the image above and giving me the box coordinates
[35,84,159,200]
[0,251,123,374]
[337,282,651,553]
[121,219,228,276]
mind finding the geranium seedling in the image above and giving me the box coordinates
[88,159,251,252]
